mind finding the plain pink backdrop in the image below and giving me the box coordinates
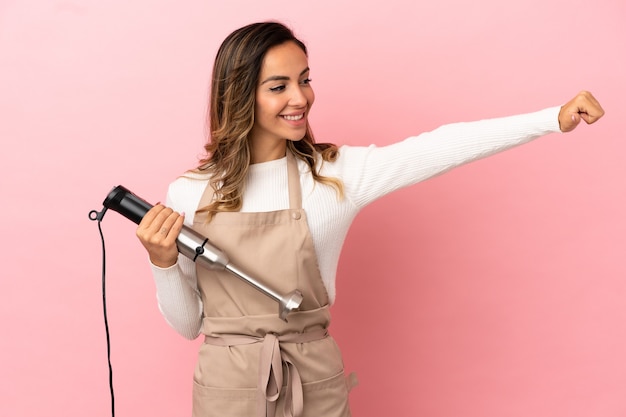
[1,0,624,416]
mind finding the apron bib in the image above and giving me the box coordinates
[191,151,355,417]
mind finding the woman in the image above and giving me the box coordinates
[136,21,604,417]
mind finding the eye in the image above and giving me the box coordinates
[300,78,312,85]
[269,85,286,92]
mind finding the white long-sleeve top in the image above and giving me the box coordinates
[151,107,562,339]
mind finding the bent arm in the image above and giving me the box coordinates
[148,183,205,340]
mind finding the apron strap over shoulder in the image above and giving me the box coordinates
[286,150,302,210]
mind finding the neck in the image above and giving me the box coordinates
[250,140,287,164]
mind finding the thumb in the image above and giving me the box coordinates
[571,112,583,128]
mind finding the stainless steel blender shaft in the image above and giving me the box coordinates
[177,225,303,321]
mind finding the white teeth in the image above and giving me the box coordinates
[282,114,304,121]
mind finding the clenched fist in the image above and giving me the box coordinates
[136,204,185,268]
[558,91,604,133]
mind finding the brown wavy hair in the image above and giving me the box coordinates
[195,21,343,220]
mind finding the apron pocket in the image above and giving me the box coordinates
[298,371,352,417]
[192,379,257,417]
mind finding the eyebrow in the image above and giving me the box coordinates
[260,67,310,85]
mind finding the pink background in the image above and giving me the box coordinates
[1,0,624,416]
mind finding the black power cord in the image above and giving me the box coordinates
[89,208,115,417]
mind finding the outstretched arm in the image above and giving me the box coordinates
[339,90,605,209]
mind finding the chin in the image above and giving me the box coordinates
[284,131,307,142]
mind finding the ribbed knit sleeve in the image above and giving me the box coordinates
[151,260,203,339]
[336,107,561,209]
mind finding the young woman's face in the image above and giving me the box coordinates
[249,41,315,163]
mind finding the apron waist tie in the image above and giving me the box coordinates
[204,329,329,417]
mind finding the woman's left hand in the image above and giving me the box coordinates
[558,91,605,132]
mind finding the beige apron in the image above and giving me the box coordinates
[191,151,356,417]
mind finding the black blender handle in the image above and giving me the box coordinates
[103,185,154,225]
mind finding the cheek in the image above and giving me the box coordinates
[254,98,271,123]
[256,96,282,119]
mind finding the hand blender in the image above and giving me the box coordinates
[90,185,303,321]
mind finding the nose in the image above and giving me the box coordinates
[289,85,307,107]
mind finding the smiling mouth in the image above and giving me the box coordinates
[282,114,304,121]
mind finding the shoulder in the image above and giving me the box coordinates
[313,145,374,177]
[169,170,210,192]
[166,171,211,214]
